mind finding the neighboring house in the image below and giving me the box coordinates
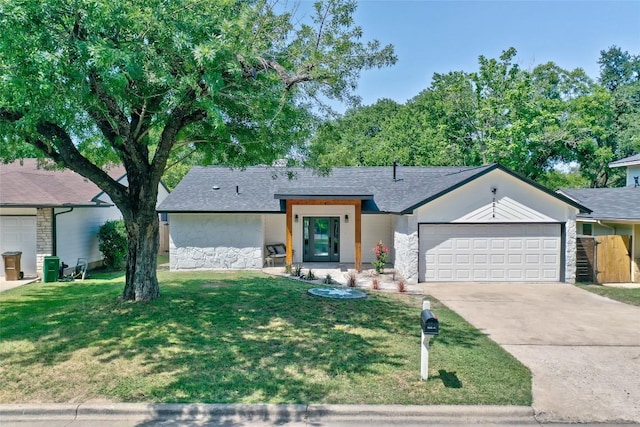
[0,159,169,278]
[158,163,589,283]
[559,154,640,283]
[610,153,640,187]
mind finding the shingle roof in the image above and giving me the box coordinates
[609,153,640,168]
[158,164,588,214]
[559,187,640,221]
[0,159,125,207]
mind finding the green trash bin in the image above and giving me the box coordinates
[43,256,60,283]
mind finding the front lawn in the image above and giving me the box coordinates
[576,283,640,307]
[0,271,530,405]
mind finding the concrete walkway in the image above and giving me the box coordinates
[421,282,640,424]
[0,276,39,293]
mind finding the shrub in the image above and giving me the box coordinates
[97,220,127,270]
[284,264,293,274]
[371,277,380,290]
[344,270,357,287]
[372,240,390,274]
[303,269,316,280]
[396,277,407,293]
[293,264,302,277]
[323,273,333,284]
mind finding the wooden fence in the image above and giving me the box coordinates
[576,235,631,283]
[159,220,170,254]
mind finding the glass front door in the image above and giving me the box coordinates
[303,217,340,262]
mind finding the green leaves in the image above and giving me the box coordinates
[1,0,396,300]
[308,46,638,188]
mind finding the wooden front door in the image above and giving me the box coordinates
[596,235,631,283]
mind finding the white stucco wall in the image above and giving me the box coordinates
[626,165,640,187]
[170,213,263,270]
[264,214,286,246]
[361,214,393,265]
[56,206,123,268]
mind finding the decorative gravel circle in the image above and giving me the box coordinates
[307,287,367,300]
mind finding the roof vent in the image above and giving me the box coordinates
[393,160,403,182]
[212,186,220,190]
[236,185,239,195]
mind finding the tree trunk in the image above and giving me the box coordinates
[120,187,161,301]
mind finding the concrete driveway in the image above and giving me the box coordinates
[421,283,640,423]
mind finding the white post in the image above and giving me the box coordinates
[421,299,431,380]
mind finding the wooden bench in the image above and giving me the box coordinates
[265,243,287,267]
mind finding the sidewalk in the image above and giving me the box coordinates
[0,403,540,426]
[0,276,38,293]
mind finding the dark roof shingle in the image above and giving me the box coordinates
[560,187,640,221]
[159,164,587,214]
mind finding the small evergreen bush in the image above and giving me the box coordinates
[97,220,127,270]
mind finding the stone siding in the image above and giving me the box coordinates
[36,208,53,277]
[392,215,419,283]
[564,217,577,283]
[171,246,262,270]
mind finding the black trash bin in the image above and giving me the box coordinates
[2,251,22,281]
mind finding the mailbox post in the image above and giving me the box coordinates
[420,300,439,380]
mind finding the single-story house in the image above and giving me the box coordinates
[0,159,169,278]
[158,163,589,283]
[559,154,640,283]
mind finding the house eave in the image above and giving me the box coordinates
[0,202,114,208]
[156,209,282,214]
[274,193,374,201]
[577,216,640,224]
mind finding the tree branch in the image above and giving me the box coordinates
[258,58,314,90]
[0,110,130,208]
[152,94,207,183]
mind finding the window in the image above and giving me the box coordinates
[582,223,593,236]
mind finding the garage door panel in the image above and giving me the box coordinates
[420,224,561,282]
[456,254,470,265]
[473,240,489,250]
[0,216,37,277]
[456,240,471,250]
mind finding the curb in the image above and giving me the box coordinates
[0,403,536,424]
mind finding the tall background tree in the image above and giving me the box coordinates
[0,0,396,301]
[308,46,639,189]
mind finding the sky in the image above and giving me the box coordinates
[313,0,640,111]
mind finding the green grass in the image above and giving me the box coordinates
[576,283,640,306]
[0,271,531,405]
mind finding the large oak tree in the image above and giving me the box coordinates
[0,0,395,300]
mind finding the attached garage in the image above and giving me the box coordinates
[419,223,562,282]
[0,216,37,277]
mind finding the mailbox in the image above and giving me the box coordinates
[420,309,439,335]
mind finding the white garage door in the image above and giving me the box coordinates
[419,224,561,282]
[0,216,37,277]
